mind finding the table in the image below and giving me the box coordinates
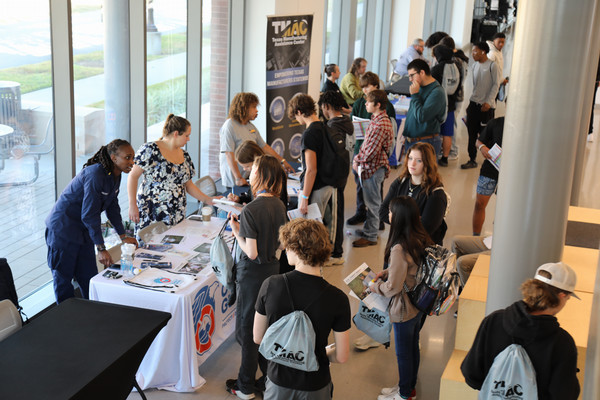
[90,217,236,392]
[0,123,14,170]
[0,298,170,400]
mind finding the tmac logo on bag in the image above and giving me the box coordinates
[359,304,387,326]
[489,381,525,399]
[267,342,306,365]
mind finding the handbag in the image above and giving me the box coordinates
[352,300,392,347]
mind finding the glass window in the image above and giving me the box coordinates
[146,0,188,142]
[200,0,229,178]
[324,0,334,64]
[0,0,56,298]
[354,0,365,56]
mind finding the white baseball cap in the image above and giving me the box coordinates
[534,262,580,300]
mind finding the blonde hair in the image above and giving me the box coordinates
[521,270,569,312]
[279,219,332,267]
[250,155,283,197]
[235,140,264,164]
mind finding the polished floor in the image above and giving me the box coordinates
[127,99,600,400]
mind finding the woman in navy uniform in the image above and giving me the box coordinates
[45,139,138,303]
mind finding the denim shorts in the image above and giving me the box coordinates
[476,175,498,196]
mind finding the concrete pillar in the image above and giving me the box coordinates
[104,0,131,143]
[485,0,600,314]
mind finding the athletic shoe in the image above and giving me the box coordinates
[378,388,416,400]
[460,160,477,169]
[438,157,448,167]
[226,379,255,399]
[347,213,367,225]
[352,237,377,247]
[354,334,381,350]
[379,221,385,230]
[381,385,399,396]
[448,153,459,160]
[327,256,345,265]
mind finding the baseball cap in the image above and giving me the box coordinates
[534,262,580,300]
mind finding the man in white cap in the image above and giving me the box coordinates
[461,261,581,399]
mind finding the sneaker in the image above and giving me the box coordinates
[347,213,367,225]
[378,389,416,400]
[352,237,377,248]
[448,153,459,160]
[379,221,385,230]
[381,385,399,396]
[327,256,345,265]
[438,157,448,167]
[460,160,477,169]
[225,379,255,399]
[354,334,381,350]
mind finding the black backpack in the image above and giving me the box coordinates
[318,124,350,189]
[0,258,24,322]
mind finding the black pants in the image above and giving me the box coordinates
[235,259,279,393]
[332,186,345,257]
[466,101,495,161]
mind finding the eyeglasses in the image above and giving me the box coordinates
[408,72,418,80]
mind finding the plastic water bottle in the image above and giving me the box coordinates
[120,243,136,278]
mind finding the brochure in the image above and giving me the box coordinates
[343,263,390,311]
[487,143,502,171]
[352,116,370,140]
[286,202,322,222]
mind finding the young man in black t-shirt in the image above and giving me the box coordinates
[254,219,351,399]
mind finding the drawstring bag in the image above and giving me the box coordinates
[479,343,538,399]
[259,274,326,372]
[352,300,392,347]
[210,219,236,293]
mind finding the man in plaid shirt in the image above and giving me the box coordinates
[352,89,394,247]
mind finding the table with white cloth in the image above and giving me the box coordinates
[89,217,236,392]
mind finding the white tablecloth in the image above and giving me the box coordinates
[89,217,236,392]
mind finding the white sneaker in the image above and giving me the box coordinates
[381,385,399,396]
[377,392,401,400]
[327,256,345,265]
[448,153,459,160]
[354,334,381,350]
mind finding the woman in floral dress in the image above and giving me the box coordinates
[128,114,217,233]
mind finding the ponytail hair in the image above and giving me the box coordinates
[162,114,190,137]
[323,63,338,77]
[83,139,130,173]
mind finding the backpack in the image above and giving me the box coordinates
[259,274,324,372]
[352,300,392,347]
[319,123,350,189]
[405,245,460,316]
[210,220,236,294]
[0,259,25,323]
[479,344,538,400]
[441,62,460,96]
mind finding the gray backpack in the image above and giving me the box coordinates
[259,274,328,372]
[442,62,460,96]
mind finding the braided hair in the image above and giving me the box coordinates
[163,114,191,137]
[83,139,130,174]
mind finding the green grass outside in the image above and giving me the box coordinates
[0,33,187,94]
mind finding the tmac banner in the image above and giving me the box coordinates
[266,14,313,161]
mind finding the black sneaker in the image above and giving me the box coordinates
[379,221,385,230]
[438,157,448,167]
[347,213,367,225]
[460,160,477,169]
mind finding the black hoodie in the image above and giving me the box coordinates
[461,301,580,400]
[431,45,463,112]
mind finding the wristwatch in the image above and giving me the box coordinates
[96,244,106,252]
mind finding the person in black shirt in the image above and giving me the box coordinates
[472,117,504,235]
[254,219,351,400]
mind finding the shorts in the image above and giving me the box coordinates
[440,111,455,137]
[476,175,498,196]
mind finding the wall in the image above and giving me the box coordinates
[388,0,426,77]
[450,0,475,48]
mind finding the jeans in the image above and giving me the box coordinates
[235,259,279,393]
[466,101,495,161]
[404,135,442,157]
[393,312,423,398]
[360,167,386,241]
[352,167,367,216]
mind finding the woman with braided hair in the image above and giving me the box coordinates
[45,139,138,303]
[128,114,219,233]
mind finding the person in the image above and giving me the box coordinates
[254,219,351,400]
[370,196,434,400]
[472,116,504,235]
[318,91,353,265]
[461,42,500,169]
[226,154,288,399]
[340,57,367,106]
[486,32,509,93]
[229,140,289,208]
[219,92,293,189]
[431,44,463,166]
[402,59,447,157]
[128,114,217,233]
[321,64,351,114]
[347,71,397,228]
[451,235,491,285]
[424,31,449,51]
[352,89,394,248]
[380,142,447,245]
[394,38,426,76]
[288,94,335,218]
[45,139,138,303]
[461,262,581,399]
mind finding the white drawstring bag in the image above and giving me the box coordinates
[479,343,538,400]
